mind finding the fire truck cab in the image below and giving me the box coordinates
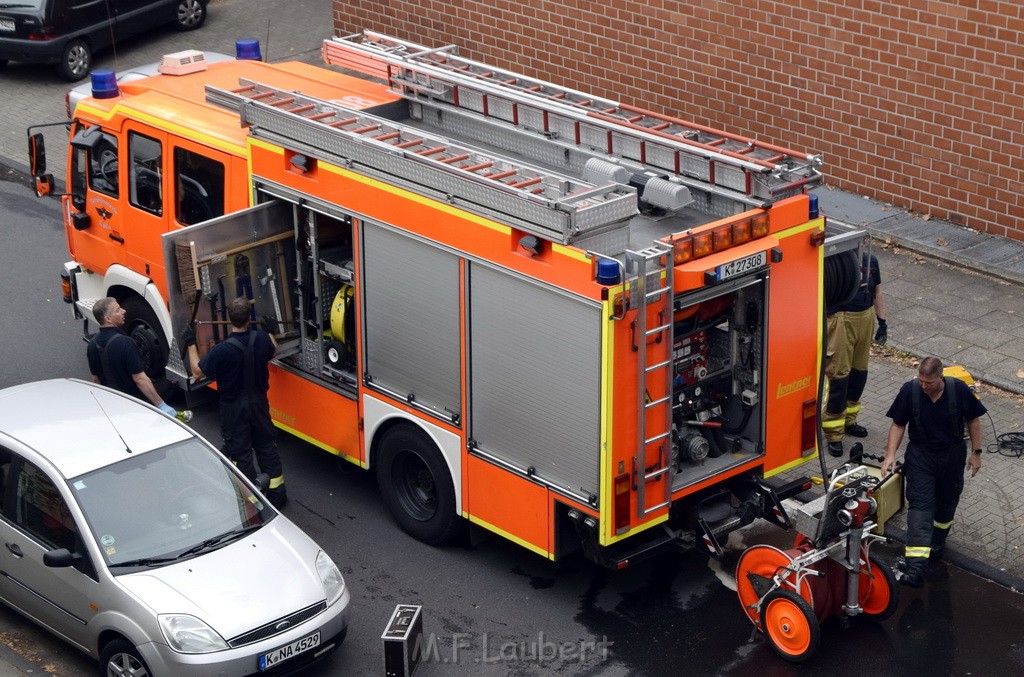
[30,33,863,567]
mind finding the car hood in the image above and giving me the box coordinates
[118,517,328,640]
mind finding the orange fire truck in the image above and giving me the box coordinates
[30,31,863,567]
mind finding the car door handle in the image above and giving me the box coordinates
[5,542,23,558]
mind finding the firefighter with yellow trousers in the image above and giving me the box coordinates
[823,252,886,456]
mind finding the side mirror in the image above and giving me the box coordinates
[28,133,55,197]
[43,548,83,568]
[28,133,46,175]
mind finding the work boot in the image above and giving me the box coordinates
[845,423,868,438]
[895,557,926,588]
[266,485,288,510]
[828,441,844,457]
[929,545,945,561]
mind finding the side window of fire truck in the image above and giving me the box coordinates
[87,133,119,197]
[173,147,225,226]
[128,131,163,215]
[70,146,87,197]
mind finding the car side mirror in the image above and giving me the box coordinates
[43,548,83,568]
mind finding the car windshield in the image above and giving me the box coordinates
[70,439,273,569]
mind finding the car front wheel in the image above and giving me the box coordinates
[175,0,207,31]
[99,638,151,677]
[57,39,91,82]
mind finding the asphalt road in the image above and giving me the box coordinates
[4,168,1024,677]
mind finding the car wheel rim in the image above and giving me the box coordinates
[178,0,202,27]
[393,450,437,522]
[67,46,89,77]
[107,652,149,677]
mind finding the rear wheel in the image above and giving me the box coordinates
[174,0,207,31]
[57,39,91,82]
[376,424,462,545]
[761,589,820,663]
[99,638,151,677]
[859,551,899,620]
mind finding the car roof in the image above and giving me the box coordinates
[0,379,193,479]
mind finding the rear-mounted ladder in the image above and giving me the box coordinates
[204,80,637,244]
[627,244,674,517]
[324,31,822,205]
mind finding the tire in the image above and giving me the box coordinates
[760,588,820,663]
[120,296,173,396]
[99,638,151,677]
[57,39,92,82]
[376,424,462,545]
[174,0,207,31]
[859,551,899,620]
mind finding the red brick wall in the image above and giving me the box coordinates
[333,1,1024,241]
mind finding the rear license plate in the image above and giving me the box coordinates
[0,20,16,32]
[258,631,320,671]
[716,250,766,281]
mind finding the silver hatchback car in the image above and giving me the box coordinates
[0,379,350,675]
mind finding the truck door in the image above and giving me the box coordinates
[67,123,127,273]
[122,124,170,286]
[160,201,298,385]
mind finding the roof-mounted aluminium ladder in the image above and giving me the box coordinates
[204,80,636,244]
[324,31,823,207]
[626,244,675,518]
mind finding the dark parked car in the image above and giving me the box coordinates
[0,0,207,81]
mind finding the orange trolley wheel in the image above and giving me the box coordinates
[735,545,813,626]
[760,589,821,663]
[859,551,900,620]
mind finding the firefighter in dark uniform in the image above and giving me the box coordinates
[87,296,188,420]
[182,297,287,508]
[881,356,985,587]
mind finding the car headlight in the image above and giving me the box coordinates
[158,614,229,653]
[316,550,345,605]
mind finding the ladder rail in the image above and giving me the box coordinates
[347,31,817,167]
[205,79,636,218]
[324,32,823,200]
[628,244,675,518]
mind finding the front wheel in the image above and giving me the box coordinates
[376,425,462,545]
[120,296,176,399]
[99,638,151,677]
[760,589,820,663]
[57,39,91,82]
[174,0,207,31]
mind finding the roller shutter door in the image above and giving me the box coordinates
[362,223,461,421]
[469,263,601,501]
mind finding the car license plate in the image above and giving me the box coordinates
[258,631,320,671]
[716,251,766,281]
[0,20,15,32]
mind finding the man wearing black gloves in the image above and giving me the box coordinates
[181,297,287,508]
